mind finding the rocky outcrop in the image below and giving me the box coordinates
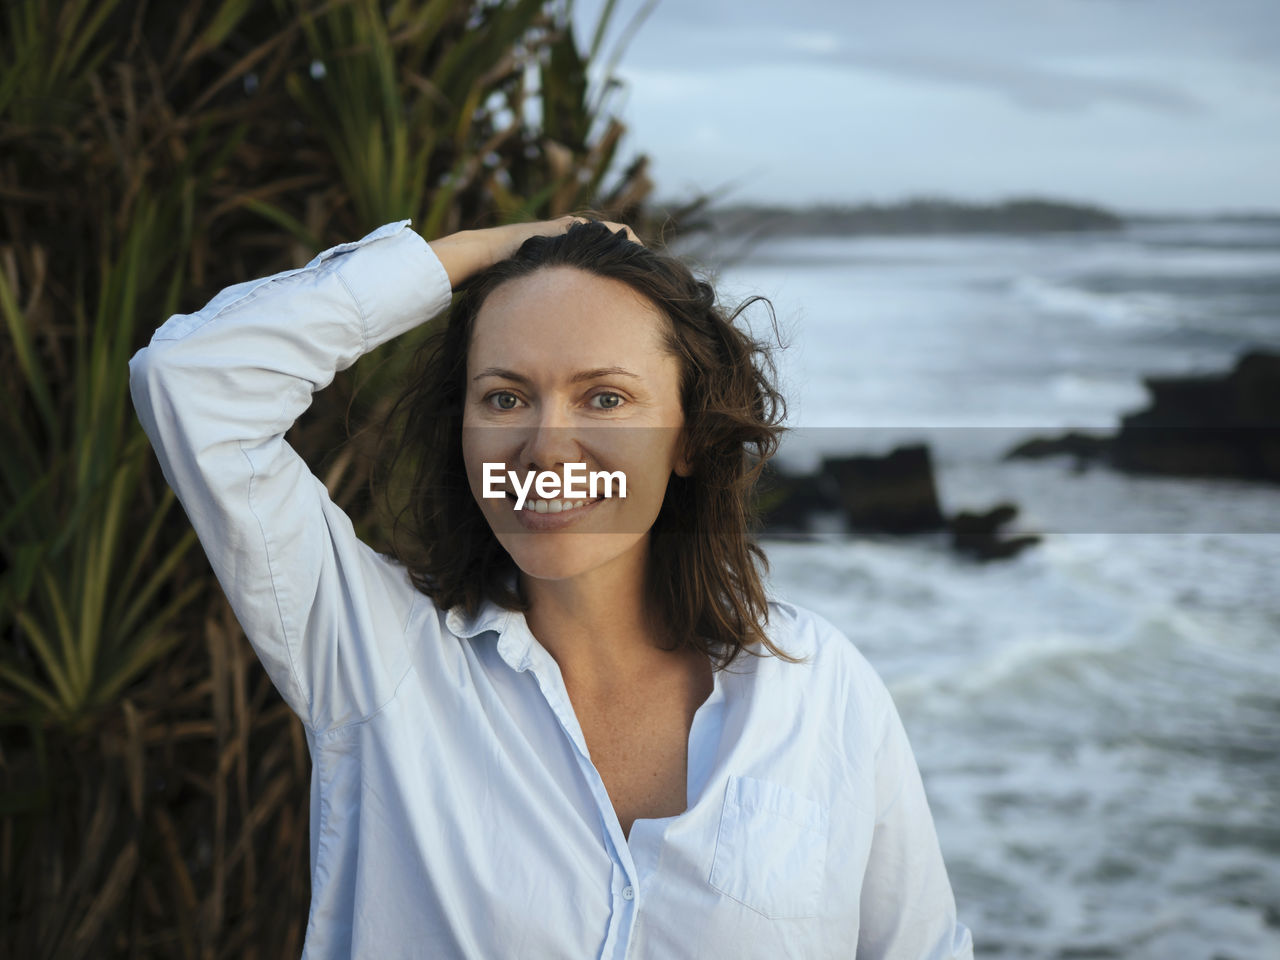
[757,445,1039,560]
[1113,351,1280,482]
[949,505,1042,560]
[823,445,946,533]
[1004,350,1280,484]
[1003,431,1113,469]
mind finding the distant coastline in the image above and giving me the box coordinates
[700,197,1126,237]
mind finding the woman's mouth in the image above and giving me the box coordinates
[504,491,605,530]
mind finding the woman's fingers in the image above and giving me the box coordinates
[554,215,643,246]
[599,220,644,246]
[430,216,645,289]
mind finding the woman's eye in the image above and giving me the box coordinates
[593,392,624,410]
[484,390,622,411]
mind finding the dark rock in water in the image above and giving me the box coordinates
[756,446,1041,561]
[951,503,1018,531]
[1114,350,1280,483]
[756,461,842,533]
[1004,431,1113,467]
[1002,351,1280,485]
[949,504,1042,561]
[1132,351,1280,426]
[756,446,947,534]
[823,444,946,533]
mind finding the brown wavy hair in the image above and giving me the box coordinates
[375,220,800,670]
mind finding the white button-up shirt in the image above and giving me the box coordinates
[128,221,974,959]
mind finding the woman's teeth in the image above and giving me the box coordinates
[509,496,592,513]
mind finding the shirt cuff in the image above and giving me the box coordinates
[331,220,455,353]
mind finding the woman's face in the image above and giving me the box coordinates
[461,266,690,584]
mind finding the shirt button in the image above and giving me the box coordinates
[622,885,634,901]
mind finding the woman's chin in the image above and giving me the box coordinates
[501,532,640,584]
[506,546,607,583]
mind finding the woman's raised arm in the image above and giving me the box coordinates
[126,218,585,732]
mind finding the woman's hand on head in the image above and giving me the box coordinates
[428,216,642,290]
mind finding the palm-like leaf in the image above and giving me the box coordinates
[0,1,672,955]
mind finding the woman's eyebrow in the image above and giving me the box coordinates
[471,366,642,384]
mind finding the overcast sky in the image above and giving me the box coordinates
[571,0,1280,213]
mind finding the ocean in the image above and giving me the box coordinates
[702,220,1280,958]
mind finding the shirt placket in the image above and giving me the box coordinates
[521,643,641,960]
[625,668,726,895]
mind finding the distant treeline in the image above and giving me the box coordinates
[707,198,1125,236]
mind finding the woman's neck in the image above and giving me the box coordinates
[520,543,676,687]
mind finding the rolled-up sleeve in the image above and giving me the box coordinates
[128,221,453,732]
[857,685,975,959]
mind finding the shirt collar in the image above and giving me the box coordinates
[444,581,799,674]
[443,601,511,640]
[443,575,537,672]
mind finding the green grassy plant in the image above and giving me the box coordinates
[0,1,665,954]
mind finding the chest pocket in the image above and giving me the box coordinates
[708,775,830,920]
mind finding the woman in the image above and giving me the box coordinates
[129,216,973,959]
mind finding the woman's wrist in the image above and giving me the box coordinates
[425,219,564,290]
[426,229,488,291]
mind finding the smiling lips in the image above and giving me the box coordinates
[504,490,601,512]
[503,491,604,530]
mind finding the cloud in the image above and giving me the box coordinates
[587,0,1280,87]
[820,48,1206,116]
[574,0,1280,210]
[781,32,843,56]
[583,0,1237,117]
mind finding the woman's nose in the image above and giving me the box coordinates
[520,404,583,471]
